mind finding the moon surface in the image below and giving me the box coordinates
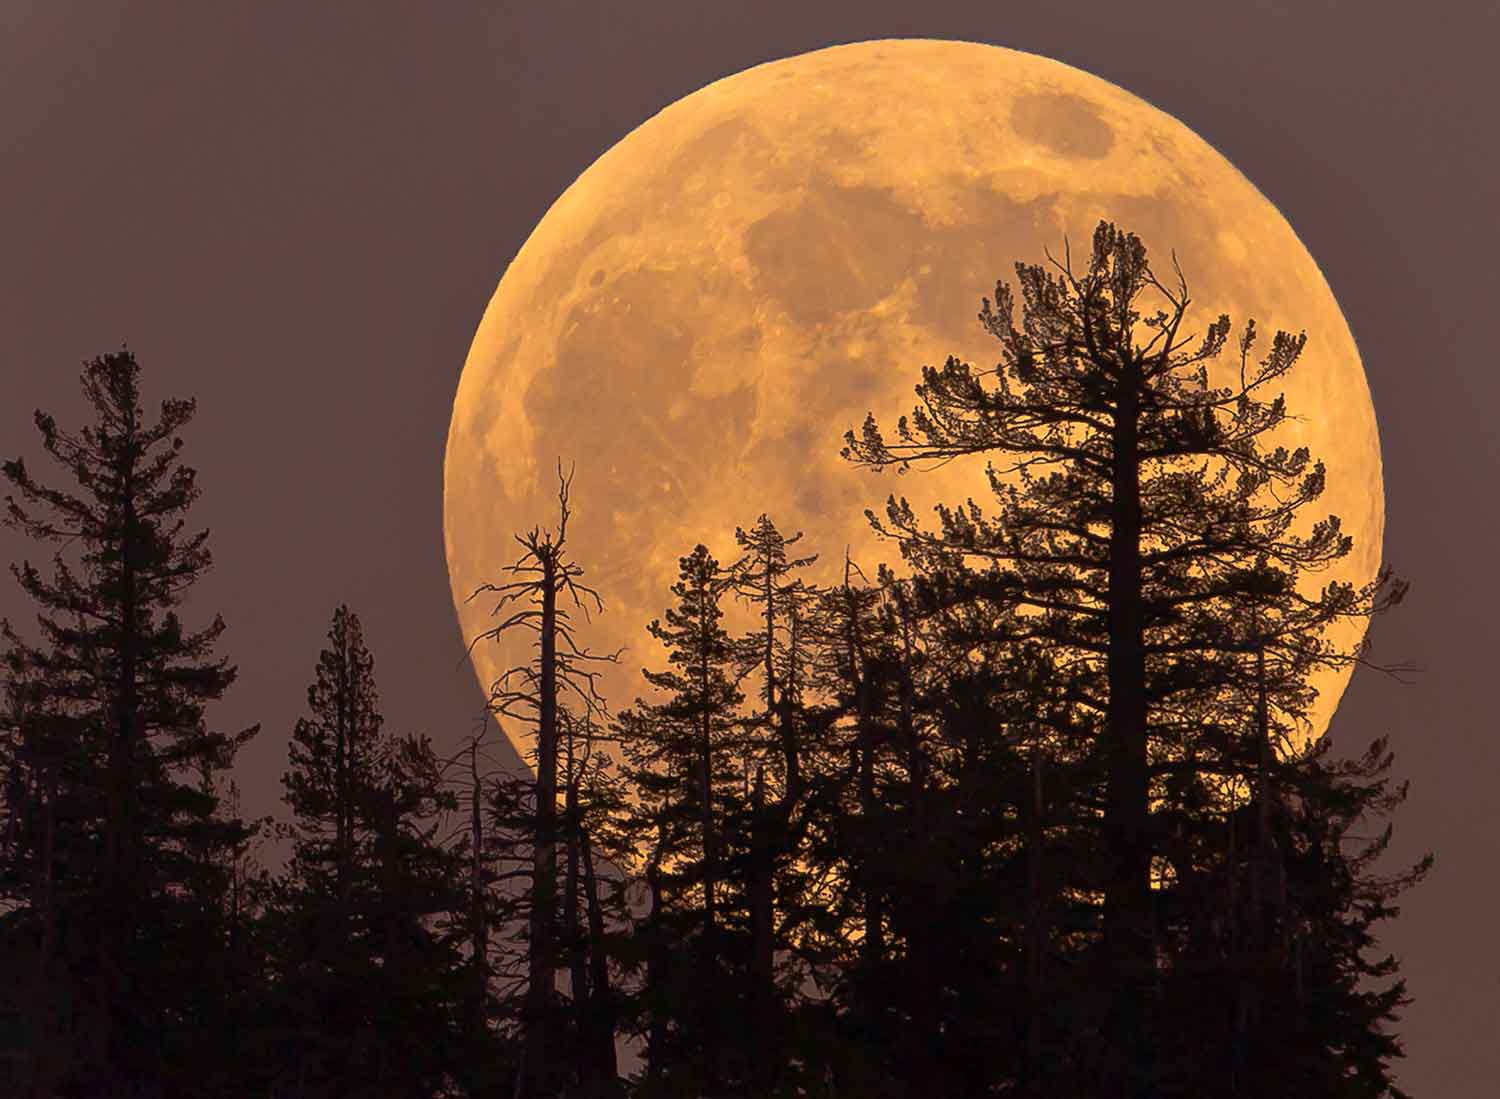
[445,39,1382,759]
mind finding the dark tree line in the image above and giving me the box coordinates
[0,223,1429,1099]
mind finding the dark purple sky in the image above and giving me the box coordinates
[2,3,1494,1093]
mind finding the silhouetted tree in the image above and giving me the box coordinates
[557,709,628,1099]
[269,604,468,1097]
[283,605,385,912]
[801,561,1049,1097]
[845,222,1420,1095]
[0,657,73,1094]
[468,464,615,1099]
[615,543,743,1096]
[0,350,258,1095]
[0,239,1431,1099]
[436,715,523,1096]
[724,514,819,1093]
[794,554,897,1091]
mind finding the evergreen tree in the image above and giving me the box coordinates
[615,544,743,1096]
[0,657,74,1094]
[368,730,470,1095]
[283,605,385,909]
[845,222,1421,1094]
[797,555,897,1091]
[0,350,257,1095]
[440,716,525,1096]
[270,604,468,1097]
[724,514,819,1094]
[804,563,1048,1098]
[269,603,386,1094]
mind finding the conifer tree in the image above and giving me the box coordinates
[0,658,72,1094]
[807,564,1041,1096]
[845,222,1419,1094]
[440,716,524,1095]
[0,350,257,1095]
[801,554,893,1079]
[271,604,467,1097]
[270,603,388,1094]
[724,514,819,1092]
[616,543,743,1096]
[283,604,385,908]
[367,730,469,1094]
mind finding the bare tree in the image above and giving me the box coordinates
[467,463,617,1099]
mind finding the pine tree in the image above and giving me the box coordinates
[724,514,819,1093]
[271,604,468,1097]
[0,657,73,1094]
[616,543,743,1096]
[271,603,388,1094]
[798,554,896,1091]
[283,605,385,910]
[804,562,1048,1097]
[0,349,257,1095]
[368,730,469,1095]
[845,223,1419,1094]
[441,715,524,1096]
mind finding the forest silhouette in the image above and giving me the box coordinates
[0,222,1429,1098]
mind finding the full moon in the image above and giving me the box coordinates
[445,39,1382,759]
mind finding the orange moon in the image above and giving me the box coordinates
[444,39,1382,758]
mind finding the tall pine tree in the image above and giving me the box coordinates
[845,223,1421,1095]
[724,514,819,1094]
[270,604,468,1097]
[616,544,743,1097]
[0,350,257,1095]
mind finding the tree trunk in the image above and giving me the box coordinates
[780,606,802,808]
[523,553,561,1099]
[698,653,717,960]
[846,565,883,974]
[1104,357,1153,1090]
[26,759,57,1098]
[858,732,881,963]
[377,797,402,1094]
[581,832,619,1097]
[696,597,718,994]
[895,608,943,1098]
[469,740,490,1048]
[696,692,719,1090]
[1024,744,1046,1091]
[563,741,588,1096]
[1235,635,1285,1092]
[749,766,777,1091]
[763,550,776,733]
[643,829,667,1090]
[335,643,350,906]
[98,452,141,1089]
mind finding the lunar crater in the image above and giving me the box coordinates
[1011,90,1115,159]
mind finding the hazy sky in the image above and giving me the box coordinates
[1,3,1494,1094]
